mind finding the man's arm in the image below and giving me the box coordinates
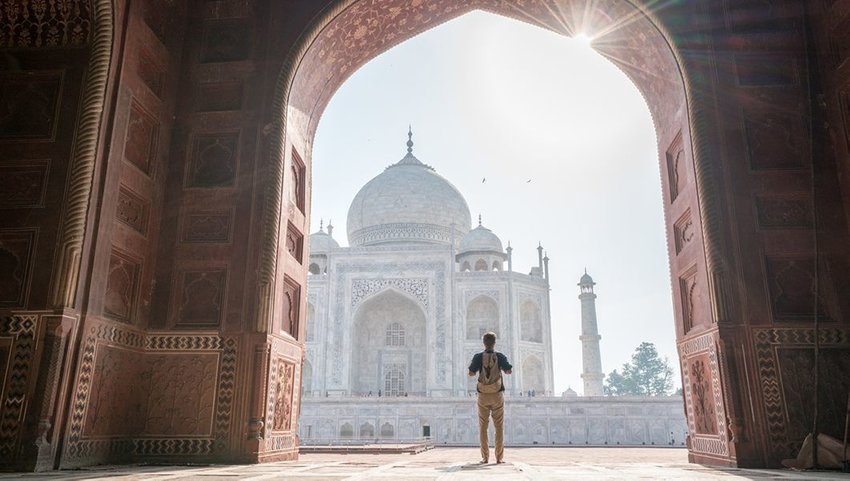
[468,353,481,377]
[498,353,513,374]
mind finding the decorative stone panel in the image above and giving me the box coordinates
[350,278,429,311]
[195,82,243,112]
[665,131,685,202]
[61,321,238,467]
[0,1,91,48]
[0,228,37,307]
[753,328,850,463]
[763,256,832,320]
[678,332,728,460]
[180,211,233,243]
[743,110,805,170]
[0,160,50,208]
[116,186,149,235]
[285,222,303,264]
[261,337,302,461]
[678,265,699,334]
[136,49,165,98]
[271,360,295,431]
[177,269,227,327]
[200,19,251,63]
[281,276,300,339]
[142,0,177,44]
[0,71,63,140]
[290,149,306,213]
[673,209,694,254]
[0,314,38,464]
[755,196,813,229]
[185,132,239,188]
[123,100,159,174]
[103,249,142,323]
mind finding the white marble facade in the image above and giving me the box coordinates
[304,132,554,399]
[301,133,686,444]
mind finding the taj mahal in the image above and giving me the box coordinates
[300,131,685,445]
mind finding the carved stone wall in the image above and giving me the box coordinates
[59,319,238,468]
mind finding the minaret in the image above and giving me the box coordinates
[578,270,604,396]
[537,242,544,271]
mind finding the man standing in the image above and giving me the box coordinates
[468,331,512,464]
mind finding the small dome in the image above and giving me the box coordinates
[562,387,578,398]
[579,271,595,285]
[459,224,503,254]
[310,229,339,253]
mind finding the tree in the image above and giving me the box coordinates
[604,342,674,396]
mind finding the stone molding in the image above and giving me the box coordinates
[49,0,114,308]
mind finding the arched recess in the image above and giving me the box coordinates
[340,423,354,438]
[351,289,427,395]
[466,295,499,340]
[380,422,395,438]
[360,423,375,438]
[520,300,543,342]
[521,356,544,393]
[271,0,736,467]
[474,259,488,271]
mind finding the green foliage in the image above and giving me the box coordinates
[604,342,673,396]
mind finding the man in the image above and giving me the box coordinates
[468,331,512,464]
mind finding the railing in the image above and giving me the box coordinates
[300,436,435,448]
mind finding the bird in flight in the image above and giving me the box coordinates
[482,177,486,183]
[526,179,532,183]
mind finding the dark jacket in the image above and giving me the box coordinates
[468,349,512,392]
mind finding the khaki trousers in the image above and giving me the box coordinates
[477,391,505,462]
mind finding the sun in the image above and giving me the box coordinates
[573,32,593,46]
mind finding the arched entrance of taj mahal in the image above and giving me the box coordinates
[1,0,849,472]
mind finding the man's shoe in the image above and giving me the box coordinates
[478,459,488,464]
[496,460,505,464]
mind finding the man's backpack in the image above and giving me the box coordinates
[477,352,503,394]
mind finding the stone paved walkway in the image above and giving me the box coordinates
[4,448,848,480]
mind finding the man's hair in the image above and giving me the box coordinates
[482,331,496,349]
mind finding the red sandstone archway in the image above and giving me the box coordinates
[266,0,733,466]
[6,0,849,472]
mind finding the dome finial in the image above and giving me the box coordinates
[407,125,414,154]
[319,218,324,232]
[478,214,482,226]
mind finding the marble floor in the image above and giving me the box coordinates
[3,448,848,480]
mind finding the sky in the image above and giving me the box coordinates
[310,11,679,394]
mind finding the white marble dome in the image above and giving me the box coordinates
[310,229,339,253]
[347,137,471,246]
[459,224,503,254]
